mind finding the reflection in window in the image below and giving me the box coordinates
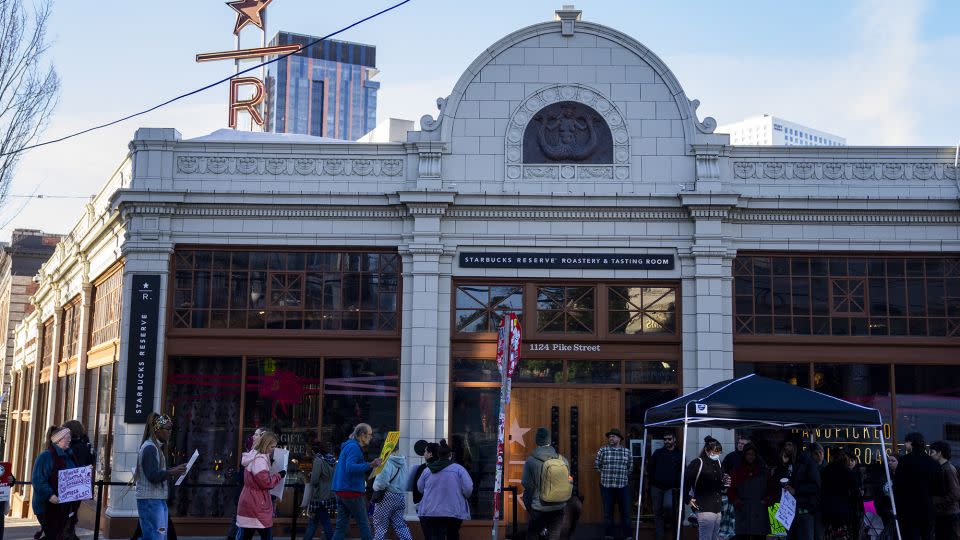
[734,362,810,388]
[455,284,522,333]
[514,360,564,384]
[567,360,620,384]
[894,365,960,467]
[451,359,501,383]
[625,361,678,385]
[167,357,242,518]
[813,364,892,465]
[537,286,594,334]
[322,357,399,460]
[734,255,960,336]
[451,387,500,519]
[608,287,677,335]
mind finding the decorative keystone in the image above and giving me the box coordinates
[554,5,582,36]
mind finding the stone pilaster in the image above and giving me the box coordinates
[72,264,93,422]
[45,306,62,427]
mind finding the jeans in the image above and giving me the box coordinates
[650,486,676,540]
[786,512,816,540]
[600,485,632,538]
[331,496,372,540]
[695,511,721,540]
[419,517,462,540]
[136,499,169,540]
[303,507,334,540]
[527,509,563,540]
[237,529,272,540]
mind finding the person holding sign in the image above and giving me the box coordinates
[31,426,76,540]
[331,423,382,540]
[135,414,187,540]
[784,442,823,540]
[235,431,284,540]
[371,444,413,540]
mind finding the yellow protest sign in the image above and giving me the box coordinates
[371,431,400,477]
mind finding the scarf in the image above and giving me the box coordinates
[427,457,453,473]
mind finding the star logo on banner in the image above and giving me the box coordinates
[509,418,531,448]
[226,0,272,35]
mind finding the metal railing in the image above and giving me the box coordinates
[12,481,520,540]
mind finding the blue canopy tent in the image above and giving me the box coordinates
[634,374,901,540]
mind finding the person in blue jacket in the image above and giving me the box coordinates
[32,426,77,540]
[330,423,382,540]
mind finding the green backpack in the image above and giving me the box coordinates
[538,455,573,504]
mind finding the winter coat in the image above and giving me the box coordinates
[31,445,77,516]
[933,461,960,517]
[408,463,430,504]
[373,454,408,494]
[417,461,473,520]
[683,456,725,514]
[820,461,861,526]
[235,450,282,529]
[893,448,941,528]
[788,451,821,513]
[521,445,569,513]
[309,453,335,502]
[728,461,771,535]
[331,439,371,494]
[647,446,682,490]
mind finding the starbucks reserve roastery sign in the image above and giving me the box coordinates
[125,275,161,423]
[459,252,674,270]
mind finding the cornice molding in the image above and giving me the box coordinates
[174,155,404,178]
[730,208,960,224]
[732,161,958,181]
[445,206,688,220]
[123,204,405,219]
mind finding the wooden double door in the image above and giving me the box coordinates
[505,387,623,524]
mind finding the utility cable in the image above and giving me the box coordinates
[0,0,412,158]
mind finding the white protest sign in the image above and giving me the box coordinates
[175,449,200,486]
[0,485,10,502]
[775,488,796,530]
[58,466,93,503]
[269,448,290,500]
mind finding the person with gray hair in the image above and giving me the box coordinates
[331,423,382,540]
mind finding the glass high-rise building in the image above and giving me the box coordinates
[265,32,379,140]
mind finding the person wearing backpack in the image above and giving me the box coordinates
[683,437,728,540]
[522,427,572,540]
[417,444,473,540]
[371,445,413,540]
[595,428,633,540]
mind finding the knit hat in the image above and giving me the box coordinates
[535,427,550,446]
[606,428,623,439]
[51,427,71,444]
[414,439,428,456]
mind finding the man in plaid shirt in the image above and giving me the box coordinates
[595,428,634,540]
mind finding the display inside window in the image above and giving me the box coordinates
[734,255,960,336]
[172,250,399,331]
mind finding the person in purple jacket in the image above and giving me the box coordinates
[416,445,473,540]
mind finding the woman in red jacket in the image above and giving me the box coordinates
[235,431,285,540]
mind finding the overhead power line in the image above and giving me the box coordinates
[0,0,412,158]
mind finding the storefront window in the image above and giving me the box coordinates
[173,250,400,331]
[514,360,563,383]
[813,364,893,465]
[83,363,116,478]
[734,362,810,388]
[734,255,960,336]
[55,374,76,425]
[33,382,49,454]
[321,357,399,459]
[608,286,677,335]
[450,387,500,520]
[454,284,522,333]
[625,361,678,385]
[536,286,594,334]
[167,357,243,518]
[90,269,123,347]
[60,299,81,360]
[245,357,321,468]
[41,318,53,368]
[451,359,501,383]
[567,360,620,384]
[894,365,960,467]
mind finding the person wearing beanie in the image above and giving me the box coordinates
[595,428,633,540]
[522,427,571,540]
[135,413,187,540]
[31,426,78,540]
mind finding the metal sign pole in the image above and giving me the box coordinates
[492,318,511,540]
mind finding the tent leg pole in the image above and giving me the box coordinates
[676,420,689,540]
[635,428,648,540]
[879,430,902,540]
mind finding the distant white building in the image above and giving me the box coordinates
[717,114,846,146]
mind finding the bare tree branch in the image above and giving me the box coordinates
[0,0,59,205]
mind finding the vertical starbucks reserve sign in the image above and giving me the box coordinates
[125,275,161,423]
[459,252,674,270]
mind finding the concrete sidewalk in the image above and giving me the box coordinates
[2,518,94,540]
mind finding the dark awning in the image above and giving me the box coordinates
[644,374,883,429]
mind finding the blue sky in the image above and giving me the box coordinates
[3,0,958,239]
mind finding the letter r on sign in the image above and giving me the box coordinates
[229,77,265,128]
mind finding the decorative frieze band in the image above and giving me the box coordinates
[446,207,687,220]
[733,161,958,181]
[730,209,960,224]
[175,155,404,177]
[513,164,628,181]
